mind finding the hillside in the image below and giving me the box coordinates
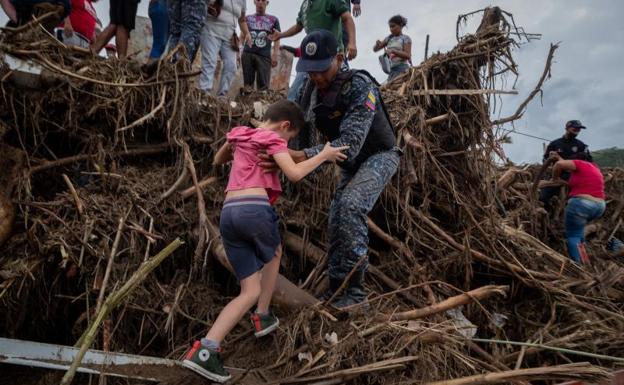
[593,147,624,167]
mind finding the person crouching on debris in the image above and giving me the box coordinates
[269,30,400,309]
[373,14,412,82]
[181,100,348,383]
[552,152,605,264]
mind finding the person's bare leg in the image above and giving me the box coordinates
[115,25,130,58]
[91,24,116,54]
[256,246,282,314]
[205,272,261,344]
[0,0,17,23]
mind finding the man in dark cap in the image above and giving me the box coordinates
[540,120,591,207]
[289,30,400,308]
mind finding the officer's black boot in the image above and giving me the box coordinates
[318,277,343,302]
[331,270,369,311]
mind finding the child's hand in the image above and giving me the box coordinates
[321,143,349,163]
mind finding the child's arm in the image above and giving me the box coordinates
[273,143,348,182]
[213,142,233,165]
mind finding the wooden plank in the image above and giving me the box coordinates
[413,89,518,96]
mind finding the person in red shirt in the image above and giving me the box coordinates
[57,0,97,48]
[553,152,605,263]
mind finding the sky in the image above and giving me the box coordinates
[2,0,623,164]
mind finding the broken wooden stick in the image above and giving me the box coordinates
[60,238,184,385]
[29,144,172,174]
[62,174,84,217]
[179,176,218,200]
[381,285,508,322]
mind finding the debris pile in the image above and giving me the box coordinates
[0,7,622,385]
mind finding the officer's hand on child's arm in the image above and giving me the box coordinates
[258,152,279,172]
[320,143,349,163]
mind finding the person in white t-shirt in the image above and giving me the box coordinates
[373,14,412,81]
[199,0,251,97]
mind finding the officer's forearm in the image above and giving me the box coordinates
[289,149,307,163]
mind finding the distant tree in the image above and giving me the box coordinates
[592,147,624,168]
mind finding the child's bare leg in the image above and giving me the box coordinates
[205,272,261,344]
[256,246,282,314]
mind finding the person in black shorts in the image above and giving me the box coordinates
[91,0,139,58]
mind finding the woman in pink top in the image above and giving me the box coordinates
[553,152,605,264]
[181,100,347,382]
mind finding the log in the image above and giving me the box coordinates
[413,363,607,385]
[206,222,318,308]
[29,144,173,174]
[382,285,508,322]
[413,89,518,96]
[497,168,518,190]
[179,176,218,200]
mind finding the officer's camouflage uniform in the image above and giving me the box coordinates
[296,70,400,307]
[168,0,207,61]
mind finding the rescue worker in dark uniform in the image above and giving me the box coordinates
[290,30,400,308]
[540,120,590,208]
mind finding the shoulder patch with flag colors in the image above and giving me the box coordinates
[365,91,376,111]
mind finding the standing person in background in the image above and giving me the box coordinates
[91,0,140,58]
[373,15,411,81]
[269,0,357,101]
[147,0,168,61]
[56,0,98,48]
[242,0,281,91]
[199,0,251,97]
[166,0,206,61]
[552,152,605,264]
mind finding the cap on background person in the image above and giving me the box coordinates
[296,30,340,73]
[566,120,586,130]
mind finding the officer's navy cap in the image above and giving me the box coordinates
[296,30,339,73]
[566,120,586,129]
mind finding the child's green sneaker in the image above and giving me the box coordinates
[181,341,231,383]
[251,312,279,337]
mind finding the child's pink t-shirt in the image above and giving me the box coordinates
[568,160,605,199]
[225,126,288,203]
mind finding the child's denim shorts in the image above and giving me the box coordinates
[219,196,281,280]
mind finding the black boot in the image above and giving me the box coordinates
[331,270,369,310]
[318,277,343,302]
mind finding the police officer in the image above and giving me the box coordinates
[540,120,591,207]
[290,30,400,308]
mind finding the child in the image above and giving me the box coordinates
[181,100,348,382]
[373,15,412,81]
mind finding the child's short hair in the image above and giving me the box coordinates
[263,100,306,132]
